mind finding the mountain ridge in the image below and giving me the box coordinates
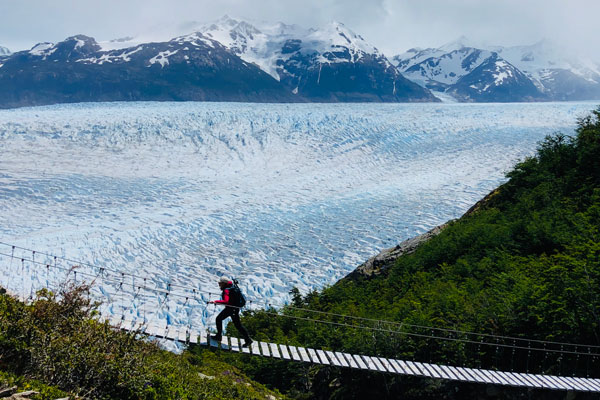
[394,36,600,101]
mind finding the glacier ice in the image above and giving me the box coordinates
[0,101,596,331]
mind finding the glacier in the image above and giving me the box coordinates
[0,101,596,332]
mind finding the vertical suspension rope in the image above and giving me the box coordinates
[587,347,591,378]
[511,339,516,372]
[21,258,25,301]
[7,246,15,291]
[526,340,531,373]
[30,251,35,300]
[143,278,147,324]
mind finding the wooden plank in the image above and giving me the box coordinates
[241,338,251,354]
[198,330,208,345]
[352,354,368,370]
[306,348,320,364]
[288,345,302,362]
[260,342,271,357]
[411,361,435,378]
[445,366,469,382]
[503,371,529,387]
[420,363,443,379]
[220,336,230,350]
[437,365,459,380]
[519,373,552,390]
[269,343,281,358]
[188,329,198,344]
[551,375,578,391]
[495,370,519,386]
[515,373,544,388]
[473,368,499,385]
[524,372,550,389]
[528,374,560,390]
[342,353,359,369]
[323,351,339,366]
[591,379,600,391]
[452,367,479,382]
[360,356,379,371]
[121,319,135,331]
[297,347,312,363]
[316,350,330,365]
[250,341,261,355]
[462,367,492,384]
[388,359,408,375]
[334,352,350,368]
[229,337,241,352]
[580,378,600,392]
[487,370,512,386]
[562,376,590,392]
[279,344,291,360]
[572,376,596,392]
[109,316,122,328]
[428,363,450,379]
[166,326,178,340]
[177,326,187,343]
[484,369,511,386]
[145,324,159,337]
[371,357,388,373]
[402,360,423,376]
[525,373,553,389]
[395,360,416,376]
[377,357,397,373]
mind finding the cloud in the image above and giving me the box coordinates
[1,0,598,60]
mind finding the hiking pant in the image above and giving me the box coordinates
[216,306,251,342]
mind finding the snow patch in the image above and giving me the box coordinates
[149,50,178,67]
[29,42,54,56]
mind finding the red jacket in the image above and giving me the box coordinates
[213,281,233,305]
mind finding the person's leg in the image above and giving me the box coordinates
[215,307,234,338]
[231,309,251,343]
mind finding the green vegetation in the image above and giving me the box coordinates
[211,108,600,399]
[0,285,284,400]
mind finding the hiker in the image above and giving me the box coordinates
[208,277,252,347]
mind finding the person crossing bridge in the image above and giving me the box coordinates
[209,277,252,348]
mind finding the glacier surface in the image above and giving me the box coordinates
[0,101,595,331]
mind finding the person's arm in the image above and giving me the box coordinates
[211,289,230,305]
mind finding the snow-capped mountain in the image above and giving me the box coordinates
[447,54,545,102]
[394,38,600,101]
[0,34,296,108]
[197,16,437,102]
[397,46,494,91]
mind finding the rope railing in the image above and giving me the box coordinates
[1,242,599,371]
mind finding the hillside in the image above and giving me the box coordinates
[210,107,600,399]
[0,286,285,400]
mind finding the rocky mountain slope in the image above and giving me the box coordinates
[197,16,437,102]
[394,37,600,101]
[0,34,297,108]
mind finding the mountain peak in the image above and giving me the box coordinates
[0,46,11,56]
[438,35,475,52]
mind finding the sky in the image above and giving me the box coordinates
[2,0,599,58]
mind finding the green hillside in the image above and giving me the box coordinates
[0,286,285,400]
[213,108,600,399]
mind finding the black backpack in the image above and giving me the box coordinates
[228,279,246,308]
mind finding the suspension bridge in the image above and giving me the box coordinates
[1,241,599,393]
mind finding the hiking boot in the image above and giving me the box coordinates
[210,334,222,342]
[242,339,253,348]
